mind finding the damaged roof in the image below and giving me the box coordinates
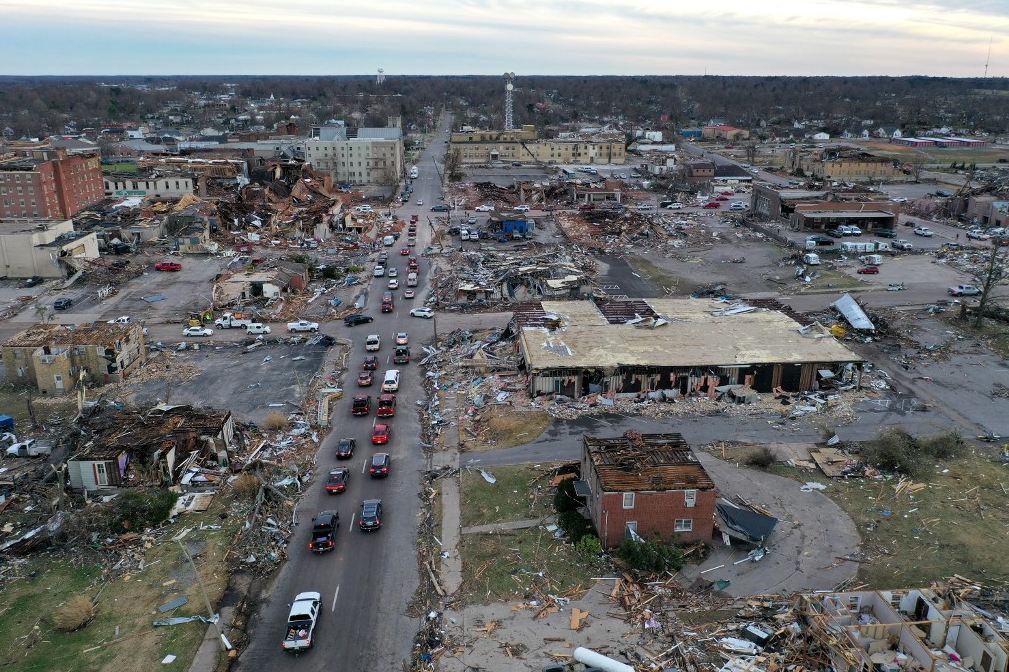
[584,433,715,492]
[519,299,861,371]
[3,323,140,349]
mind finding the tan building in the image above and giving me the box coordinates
[450,125,626,165]
[1,322,147,394]
[701,125,751,141]
[0,218,100,278]
[791,147,902,182]
[304,125,404,185]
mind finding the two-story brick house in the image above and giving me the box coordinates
[579,432,717,548]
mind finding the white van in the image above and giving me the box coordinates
[382,235,395,247]
[802,253,821,265]
[406,272,418,287]
[382,369,401,392]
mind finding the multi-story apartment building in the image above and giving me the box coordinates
[0,149,104,219]
[303,125,404,185]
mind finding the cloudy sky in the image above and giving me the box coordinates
[2,0,1007,76]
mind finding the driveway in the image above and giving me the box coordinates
[678,452,859,597]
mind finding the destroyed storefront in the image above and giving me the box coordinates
[517,299,863,398]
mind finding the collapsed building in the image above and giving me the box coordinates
[788,146,904,182]
[515,299,862,398]
[750,184,900,234]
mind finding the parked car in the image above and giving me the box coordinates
[155,261,182,272]
[728,202,747,211]
[246,323,271,335]
[893,239,913,250]
[371,423,391,445]
[351,395,371,416]
[430,204,449,212]
[875,229,897,239]
[948,284,981,297]
[107,315,132,325]
[410,307,434,319]
[357,371,373,386]
[18,276,43,288]
[514,205,530,212]
[53,298,73,311]
[702,202,720,209]
[369,453,391,478]
[325,468,349,494]
[335,437,356,459]
[848,226,863,236]
[287,319,319,333]
[914,226,934,237]
[182,326,213,337]
[856,266,879,274]
[967,229,991,240]
[475,204,494,212]
[359,499,383,531]
[344,314,374,327]
[664,202,684,210]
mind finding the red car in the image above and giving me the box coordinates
[371,423,391,445]
[155,261,182,272]
[716,195,730,201]
[352,395,371,416]
[381,300,394,313]
[376,393,397,418]
[358,371,373,386]
[400,248,411,256]
[857,266,880,274]
[703,202,720,209]
[325,468,349,494]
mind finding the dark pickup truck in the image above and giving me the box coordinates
[307,510,339,553]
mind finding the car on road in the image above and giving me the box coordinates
[387,278,399,290]
[410,307,434,319]
[967,229,991,240]
[182,326,213,337]
[282,592,321,651]
[892,197,909,203]
[514,204,530,212]
[344,314,374,327]
[107,315,132,325]
[393,345,410,364]
[154,261,182,272]
[245,323,271,335]
[307,511,339,553]
[403,289,416,299]
[351,395,371,416]
[335,437,356,459]
[664,202,684,209]
[475,204,494,212]
[365,334,381,351]
[53,298,73,311]
[381,296,394,313]
[373,265,386,277]
[287,319,319,333]
[416,199,424,206]
[362,355,378,371]
[395,332,408,345]
[357,371,373,386]
[728,202,747,211]
[893,239,913,250]
[400,247,411,255]
[856,266,879,274]
[369,453,391,478]
[378,251,389,263]
[430,204,449,212]
[371,423,391,445]
[913,226,934,237]
[359,499,383,531]
[325,467,349,494]
[376,393,397,418]
[948,284,981,297]
[875,229,897,239]
[388,267,398,278]
[702,202,720,209]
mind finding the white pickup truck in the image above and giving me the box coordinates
[215,312,255,329]
[287,319,319,333]
[281,592,321,652]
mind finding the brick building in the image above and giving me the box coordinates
[0,149,104,219]
[578,432,717,548]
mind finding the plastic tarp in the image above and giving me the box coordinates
[716,499,778,544]
[832,293,875,332]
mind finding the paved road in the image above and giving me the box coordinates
[235,113,453,672]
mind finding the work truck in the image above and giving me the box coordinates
[215,312,255,329]
[281,591,321,652]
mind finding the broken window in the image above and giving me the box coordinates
[684,490,697,508]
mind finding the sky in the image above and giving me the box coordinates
[2,0,1008,77]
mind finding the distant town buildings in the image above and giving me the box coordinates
[449,125,626,165]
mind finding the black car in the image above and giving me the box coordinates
[18,276,43,289]
[369,453,391,478]
[344,314,374,327]
[359,499,383,531]
[876,229,897,239]
[362,355,378,371]
[430,204,449,212]
[308,510,339,553]
[53,298,73,310]
[335,437,356,459]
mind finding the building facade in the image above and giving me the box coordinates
[0,218,100,278]
[791,147,902,182]
[304,125,404,185]
[103,173,195,200]
[1,322,147,393]
[580,433,717,548]
[449,125,626,165]
[0,150,104,219]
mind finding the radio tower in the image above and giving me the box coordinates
[503,72,515,131]
[376,67,385,85]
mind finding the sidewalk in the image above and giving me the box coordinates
[461,515,556,535]
[435,389,463,595]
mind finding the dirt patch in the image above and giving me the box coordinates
[463,405,551,452]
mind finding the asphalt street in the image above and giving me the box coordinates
[235,114,453,671]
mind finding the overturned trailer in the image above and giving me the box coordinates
[516,299,863,398]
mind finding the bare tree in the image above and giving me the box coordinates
[745,142,757,164]
[972,240,1008,328]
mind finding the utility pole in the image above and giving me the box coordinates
[174,530,232,652]
[432,315,438,348]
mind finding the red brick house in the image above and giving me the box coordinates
[579,432,716,548]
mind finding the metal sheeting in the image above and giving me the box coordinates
[832,293,875,332]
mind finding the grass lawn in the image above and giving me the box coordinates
[0,498,241,672]
[465,405,551,452]
[458,528,595,605]
[627,255,692,294]
[797,268,866,292]
[102,162,138,174]
[0,387,79,428]
[460,464,558,528]
[769,447,1009,587]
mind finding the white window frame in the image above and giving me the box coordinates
[622,492,635,509]
[685,489,697,508]
[674,518,693,532]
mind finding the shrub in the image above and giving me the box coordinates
[263,412,290,431]
[554,478,584,513]
[919,431,964,460]
[321,266,339,280]
[575,534,603,558]
[233,472,260,499]
[112,489,178,532]
[617,539,684,573]
[744,446,776,469]
[557,511,594,544]
[52,595,95,632]
[861,429,964,478]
